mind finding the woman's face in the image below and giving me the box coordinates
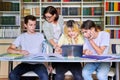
[44,13,55,23]
[67,28,78,39]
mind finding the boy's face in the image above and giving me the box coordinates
[24,20,36,33]
[67,28,78,39]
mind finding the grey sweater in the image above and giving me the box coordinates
[42,15,64,53]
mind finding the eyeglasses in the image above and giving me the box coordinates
[45,15,53,20]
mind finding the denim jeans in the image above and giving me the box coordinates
[82,62,110,80]
[55,62,84,80]
[9,63,48,80]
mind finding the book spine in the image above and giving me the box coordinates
[106,2,109,11]
[114,2,118,11]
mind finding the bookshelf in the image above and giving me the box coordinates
[0,0,120,78]
[0,0,21,39]
[21,0,40,32]
[0,0,21,78]
[104,0,120,39]
[82,0,104,29]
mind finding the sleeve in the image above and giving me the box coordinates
[59,15,64,26]
[58,15,64,33]
[100,32,110,47]
[58,34,65,46]
[12,35,22,47]
[83,38,89,50]
[42,22,54,41]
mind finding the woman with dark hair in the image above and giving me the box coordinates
[42,6,64,79]
[81,20,110,80]
[42,6,64,53]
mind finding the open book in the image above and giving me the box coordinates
[24,53,64,60]
[0,53,24,60]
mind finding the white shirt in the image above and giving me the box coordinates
[83,31,110,55]
[13,32,45,55]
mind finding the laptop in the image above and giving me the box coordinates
[61,45,83,57]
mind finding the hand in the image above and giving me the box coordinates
[88,31,96,40]
[54,47,62,54]
[84,49,93,55]
[48,65,53,73]
[20,50,29,55]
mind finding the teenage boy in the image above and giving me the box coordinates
[7,15,48,80]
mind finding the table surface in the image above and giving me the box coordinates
[0,53,120,80]
[0,54,120,62]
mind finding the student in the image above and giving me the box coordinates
[81,20,110,80]
[7,15,48,80]
[55,20,84,80]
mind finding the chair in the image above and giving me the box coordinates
[108,44,120,80]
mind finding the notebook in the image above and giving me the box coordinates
[81,55,112,60]
[61,45,83,57]
[0,53,24,60]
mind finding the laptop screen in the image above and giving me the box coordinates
[61,45,83,57]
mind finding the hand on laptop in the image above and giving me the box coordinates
[84,49,93,55]
[54,47,62,54]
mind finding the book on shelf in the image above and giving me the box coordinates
[63,0,70,2]
[32,7,40,16]
[62,7,68,16]
[0,2,19,11]
[119,2,120,11]
[23,0,32,2]
[63,0,81,2]
[62,7,80,16]
[114,2,118,11]
[11,3,19,11]
[52,0,61,2]
[105,29,120,39]
[84,0,102,1]
[106,2,109,11]
[83,8,90,15]
[94,7,103,15]
[35,7,40,16]
[23,9,31,17]
[83,7,103,16]
[0,26,20,38]
[32,0,39,2]
[69,7,78,15]
[118,30,120,39]
[0,28,2,38]
[106,2,120,11]
[0,16,16,25]
[106,16,120,25]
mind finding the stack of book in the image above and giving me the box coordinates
[0,2,19,11]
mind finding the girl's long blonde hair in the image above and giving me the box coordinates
[64,20,81,44]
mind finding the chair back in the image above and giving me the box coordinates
[111,44,120,54]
